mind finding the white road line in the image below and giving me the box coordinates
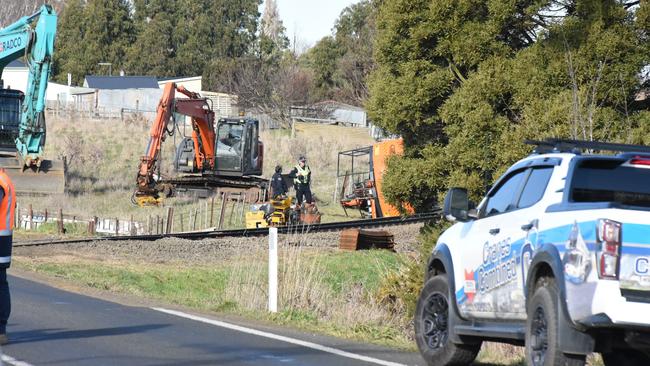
[1,354,35,366]
[152,307,407,366]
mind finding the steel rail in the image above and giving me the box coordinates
[14,211,441,248]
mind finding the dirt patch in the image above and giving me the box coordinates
[15,223,425,264]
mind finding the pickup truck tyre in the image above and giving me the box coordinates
[601,349,650,366]
[415,275,480,366]
[525,277,585,366]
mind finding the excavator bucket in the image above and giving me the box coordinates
[0,153,65,195]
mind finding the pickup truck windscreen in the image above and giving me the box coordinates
[570,157,650,208]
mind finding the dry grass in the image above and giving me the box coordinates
[222,233,409,346]
[16,115,376,228]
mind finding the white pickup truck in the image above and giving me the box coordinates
[415,139,650,366]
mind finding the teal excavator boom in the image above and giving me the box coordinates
[0,5,64,194]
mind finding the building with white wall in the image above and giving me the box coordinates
[0,59,28,92]
[157,76,202,92]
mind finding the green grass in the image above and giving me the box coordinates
[15,260,232,311]
[317,250,401,293]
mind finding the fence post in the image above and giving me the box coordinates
[218,192,229,229]
[180,213,184,232]
[58,209,64,234]
[239,197,247,225]
[29,204,33,230]
[44,209,48,223]
[268,227,278,313]
[156,215,160,234]
[202,201,206,229]
[210,194,215,227]
[166,207,173,234]
[115,218,119,236]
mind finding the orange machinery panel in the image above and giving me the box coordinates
[371,139,414,218]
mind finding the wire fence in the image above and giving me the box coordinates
[16,192,253,238]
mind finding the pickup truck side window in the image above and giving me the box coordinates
[483,170,527,217]
[517,167,553,209]
[571,158,650,208]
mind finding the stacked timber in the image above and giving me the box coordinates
[339,228,395,251]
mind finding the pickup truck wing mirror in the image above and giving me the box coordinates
[443,188,471,222]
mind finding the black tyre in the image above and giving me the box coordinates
[602,349,650,366]
[415,275,480,366]
[525,277,585,366]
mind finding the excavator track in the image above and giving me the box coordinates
[160,174,269,202]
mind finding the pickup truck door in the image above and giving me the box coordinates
[500,166,555,319]
[458,168,528,319]
[458,166,555,320]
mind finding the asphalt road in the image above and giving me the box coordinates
[0,274,424,366]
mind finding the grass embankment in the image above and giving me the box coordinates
[14,248,411,348]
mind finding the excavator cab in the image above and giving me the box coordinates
[215,118,262,177]
[0,88,22,149]
[175,117,263,177]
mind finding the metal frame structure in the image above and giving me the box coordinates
[334,146,372,201]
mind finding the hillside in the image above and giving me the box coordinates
[1,1,65,27]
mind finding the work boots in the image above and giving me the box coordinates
[0,333,8,345]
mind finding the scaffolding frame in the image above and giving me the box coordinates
[334,146,373,201]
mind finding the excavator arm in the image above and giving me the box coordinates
[174,85,216,171]
[0,5,63,194]
[135,83,216,206]
[0,5,56,168]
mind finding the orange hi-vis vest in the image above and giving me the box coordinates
[0,170,15,268]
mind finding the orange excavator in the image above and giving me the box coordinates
[134,83,266,206]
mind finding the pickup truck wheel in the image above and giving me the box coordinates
[525,277,585,366]
[602,349,650,366]
[415,275,480,366]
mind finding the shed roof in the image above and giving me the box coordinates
[311,100,366,112]
[84,75,159,90]
[6,60,26,68]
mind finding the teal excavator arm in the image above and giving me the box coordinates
[0,4,57,169]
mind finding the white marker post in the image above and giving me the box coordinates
[268,227,278,313]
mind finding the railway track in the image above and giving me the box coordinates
[14,211,441,248]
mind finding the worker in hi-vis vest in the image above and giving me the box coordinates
[290,156,313,206]
[0,169,15,345]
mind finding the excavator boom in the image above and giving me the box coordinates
[0,5,64,195]
[134,83,216,206]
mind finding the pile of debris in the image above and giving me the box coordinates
[339,228,395,251]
